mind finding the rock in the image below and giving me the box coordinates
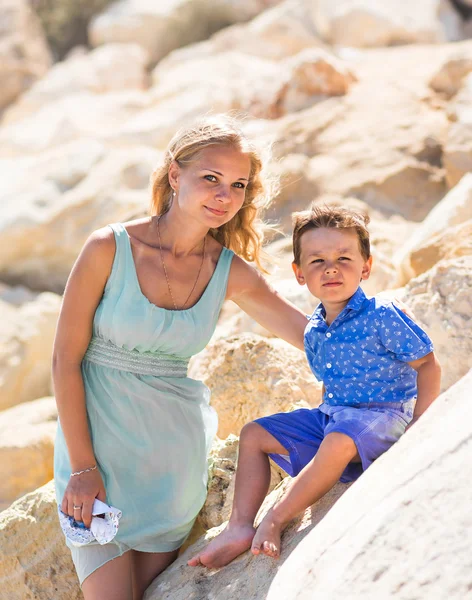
[33,0,112,60]
[89,0,282,66]
[0,283,38,306]
[151,47,355,123]
[0,145,158,292]
[145,480,350,600]
[403,256,472,391]
[0,138,105,198]
[0,293,61,411]
[0,480,81,600]
[0,397,57,510]
[443,73,472,187]
[429,44,472,97]
[0,91,151,157]
[267,369,472,600]
[395,173,472,284]
[187,0,326,62]
[189,335,322,439]
[249,48,357,119]
[3,43,150,124]
[198,435,286,531]
[0,0,52,111]
[310,0,463,48]
[252,43,450,221]
[409,219,472,278]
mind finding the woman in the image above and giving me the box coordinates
[53,115,309,599]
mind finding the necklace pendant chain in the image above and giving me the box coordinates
[156,216,206,311]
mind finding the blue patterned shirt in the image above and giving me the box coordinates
[304,287,434,406]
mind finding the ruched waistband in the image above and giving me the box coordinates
[83,337,189,378]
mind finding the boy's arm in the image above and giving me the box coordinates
[406,352,441,431]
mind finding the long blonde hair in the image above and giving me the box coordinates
[150,115,275,270]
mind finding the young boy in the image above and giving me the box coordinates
[189,205,441,569]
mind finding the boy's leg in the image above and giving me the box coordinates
[252,432,359,558]
[188,422,288,569]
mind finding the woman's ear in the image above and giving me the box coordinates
[292,262,306,286]
[168,160,180,192]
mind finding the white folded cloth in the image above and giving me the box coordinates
[59,499,122,547]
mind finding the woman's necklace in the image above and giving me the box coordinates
[156,216,206,310]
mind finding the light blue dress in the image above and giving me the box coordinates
[54,223,234,584]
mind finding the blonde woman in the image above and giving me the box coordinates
[53,115,308,599]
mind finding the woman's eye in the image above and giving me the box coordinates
[204,175,217,182]
[232,182,246,189]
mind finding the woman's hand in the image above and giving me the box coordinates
[61,469,107,529]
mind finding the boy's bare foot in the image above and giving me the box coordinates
[251,512,283,559]
[188,522,256,569]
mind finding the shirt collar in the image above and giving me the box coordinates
[311,286,367,323]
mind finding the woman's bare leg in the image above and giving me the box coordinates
[188,422,287,569]
[82,551,133,600]
[252,432,359,559]
[131,549,179,600]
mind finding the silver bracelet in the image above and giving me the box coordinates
[70,464,97,477]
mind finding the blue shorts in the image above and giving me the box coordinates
[254,400,414,483]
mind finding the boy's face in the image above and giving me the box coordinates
[292,227,372,307]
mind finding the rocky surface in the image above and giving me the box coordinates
[145,480,350,600]
[310,0,464,47]
[89,0,282,65]
[0,481,80,600]
[267,369,472,600]
[0,145,158,292]
[0,292,61,411]
[189,334,322,439]
[0,0,52,111]
[409,219,472,278]
[3,43,150,124]
[402,256,472,391]
[1,1,472,598]
[396,172,472,284]
[0,397,57,510]
[443,71,472,187]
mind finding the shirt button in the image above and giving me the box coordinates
[327,363,332,368]
[328,393,333,398]
[326,332,332,338]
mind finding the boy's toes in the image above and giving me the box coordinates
[262,541,278,557]
[187,555,201,567]
[251,540,261,555]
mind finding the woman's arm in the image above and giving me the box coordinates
[226,256,308,351]
[52,227,115,525]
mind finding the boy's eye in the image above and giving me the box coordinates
[339,256,350,261]
[311,259,323,264]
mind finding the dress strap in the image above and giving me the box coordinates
[104,223,135,293]
[205,247,234,315]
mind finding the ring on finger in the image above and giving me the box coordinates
[73,505,83,510]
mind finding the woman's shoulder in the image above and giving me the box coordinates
[78,226,117,273]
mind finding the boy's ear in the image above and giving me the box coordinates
[361,255,373,281]
[292,261,306,285]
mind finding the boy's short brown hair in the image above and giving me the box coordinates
[292,205,371,265]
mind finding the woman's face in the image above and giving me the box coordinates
[169,144,252,228]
